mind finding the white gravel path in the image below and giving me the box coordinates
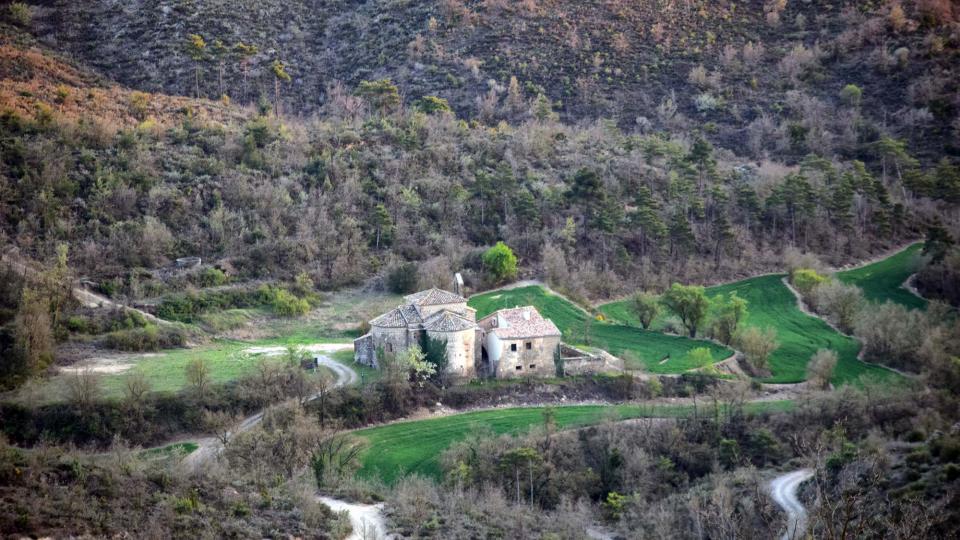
[317,496,389,540]
[770,468,815,540]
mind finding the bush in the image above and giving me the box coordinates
[807,348,837,389]
[734,326,779,372]
[791,268,828,297]
[810,280,864,334]
[415,96,453,115]
[102,324,188,351]
[854,302,926,371]
[841,84,863,107]
[192,267,228,288]
[259,286,310,317]
[7,3,31,26]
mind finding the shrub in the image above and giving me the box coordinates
[128,91,150,120]
[7,3,31,26]
[261,286,310,317]
[791,268,828,297]
[810,280,864,334]
[840,84,863,107]
[415,96,453,115]
[807,348,837,389]
[102,325,188,351]
[684,347,715,369]
[192,267,228,288]
[854,302,926,371]
[387,262,419,294]
[694,93,722,113]
[734,326,779,372]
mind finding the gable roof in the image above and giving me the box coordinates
[479,306,561,339]
[404,288,467,306]
[422,310,476,332]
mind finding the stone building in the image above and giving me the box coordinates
[477,306,562,378]
[355,289,581,380]
[353,288,480,378]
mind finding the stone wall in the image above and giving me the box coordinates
[560,345,623,375]
[494,335,560,378]
[429,328,476,379]
[353,334,376,367]
[370,325,414,356]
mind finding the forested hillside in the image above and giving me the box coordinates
[2,17,959,303]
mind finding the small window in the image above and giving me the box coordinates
[386,343,393,352]
[510,343,518,352]
[525,342,532,350]
[529,364,536,369]
[515,365,523,370]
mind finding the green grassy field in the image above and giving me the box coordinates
[14,337,354,405]
[600,275,898,384]
[355,401,794,483]
[705,275,893,384]
[836,243,926,310]
[468,286,730,372]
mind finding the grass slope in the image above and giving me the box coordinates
[355,402,794,484]
[702,275,893,384]
[468,286,730,373]
[836,243,927,310]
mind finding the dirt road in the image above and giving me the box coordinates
[182,352,358,470]
[770,468,815,540]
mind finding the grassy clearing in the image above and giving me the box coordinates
[836,243,926,310]
[468,286,729,373]
[702,275,892,384]
[19,336,353,404]
[355,401,794,484]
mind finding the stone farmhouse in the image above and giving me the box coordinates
[353,288,569,379]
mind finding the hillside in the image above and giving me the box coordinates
[28,0,960,163]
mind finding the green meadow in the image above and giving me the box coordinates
[355,401,794,484]
[468,286,730,373]
[836,243,926,310]
[14,339,356,405]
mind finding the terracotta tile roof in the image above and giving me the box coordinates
[479,306,561,339]
[422,310,477,332]
[404,288,467,306]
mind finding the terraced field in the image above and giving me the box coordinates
[355,401,794,483]
[704,275,892,384]
[836,243,926,310]
[469,286,730,373]
[600,267,905,384]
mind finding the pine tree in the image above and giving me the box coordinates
[186,34,207,99]
[211,39,229,98]
[233,42,259,103]
[272,60,292,117]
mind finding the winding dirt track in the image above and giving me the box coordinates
[182,349,357,470]
[770,468,815,540]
